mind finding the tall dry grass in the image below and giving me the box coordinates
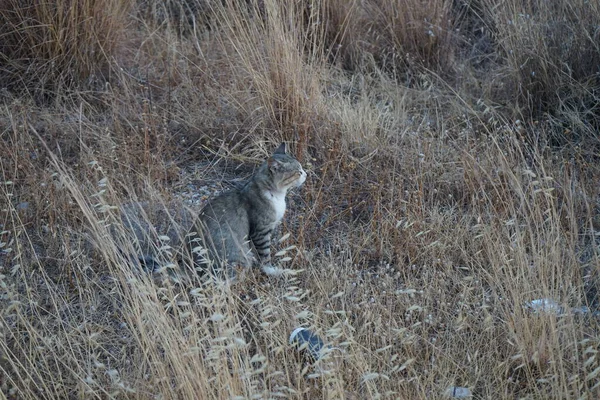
[210,0,325,152]
[0,0,133,95]
[482,0,600,136]
[1,0,600,398]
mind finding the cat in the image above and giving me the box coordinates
[185,143,306,278]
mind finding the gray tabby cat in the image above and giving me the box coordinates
[186,143,306,278]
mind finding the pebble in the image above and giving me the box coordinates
[289,327,326,360]
[444,386,472,398]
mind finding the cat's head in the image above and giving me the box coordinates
[266,143,307,192]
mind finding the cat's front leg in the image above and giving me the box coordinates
[251,230,284,276]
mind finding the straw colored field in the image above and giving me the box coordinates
[1,0,599,398]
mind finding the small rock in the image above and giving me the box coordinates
[444,386,472,398]
[527,298,564,314]
[289,327,326,360]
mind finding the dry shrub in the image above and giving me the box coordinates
[314,0,457,74]
[482,0,600,134]
[210,0,326,150]
[0,0,133,94]
[367,0,456,73]
[138,0,213,35]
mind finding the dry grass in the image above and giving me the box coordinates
[1,0,600,398]
[0,0,133,95]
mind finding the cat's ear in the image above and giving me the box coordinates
[268,157,283,171]
[273,143,287,155]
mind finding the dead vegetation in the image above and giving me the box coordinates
[1,0,599,398]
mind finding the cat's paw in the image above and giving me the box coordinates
[261,264,285,277]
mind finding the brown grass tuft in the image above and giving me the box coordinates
[482,0,600,128]
[0,0,133,95]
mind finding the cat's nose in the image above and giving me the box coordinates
[298,170,307,186]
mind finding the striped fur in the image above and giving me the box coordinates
[186,143,306,278]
